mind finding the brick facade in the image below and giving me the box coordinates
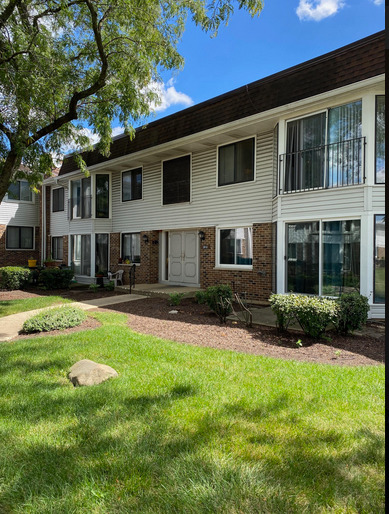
[199,223,273,303]
[109,231,159,285]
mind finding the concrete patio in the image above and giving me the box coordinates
[117,283,202,298]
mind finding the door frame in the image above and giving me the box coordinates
[160,229,200,286]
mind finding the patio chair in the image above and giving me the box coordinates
[107,269,124,287]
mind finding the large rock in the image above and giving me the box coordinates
[68,359,118,387]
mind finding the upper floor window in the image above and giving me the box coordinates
[218,138,255,186]
[218,227,253,267]
[375,96,385,184]
[122,168,142,201]
[282,100,363,193]
[7,180,32,202]
[163,155,190,205]
[95,174,109,218]
[6,226,34,249]
[52,188,64,212]
[70,177,91,219]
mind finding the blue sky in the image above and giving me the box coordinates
[143,0,384,123]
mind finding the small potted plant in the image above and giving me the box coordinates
[44,254,57,268]
[95,269,104,288]
[28,256,37,268]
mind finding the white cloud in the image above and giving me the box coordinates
[148,78,194,113]
[296,0,345,21]
[371,0,383,5]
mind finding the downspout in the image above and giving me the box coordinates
[41,184,46,265]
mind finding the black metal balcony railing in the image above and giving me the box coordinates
[279,137,365,195]
[68,195,92,220]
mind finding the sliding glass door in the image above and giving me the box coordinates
[286,220,360,296]
[71,235,91,276]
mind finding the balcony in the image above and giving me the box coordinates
[68,195,92,220]
[279,137,365,195]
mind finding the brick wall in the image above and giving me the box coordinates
[109,231,159,285]
[199,223,273,303]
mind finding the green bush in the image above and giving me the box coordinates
[104,281,115,291]
[38,268,74,289]
[22,306,87,333]
[204,284,233,323]
[169,292,185,306]
[270,294,338,338]
[89,283,100,293]
[194,290,207,304]
[334,292,370,335]
[0,266,31,290]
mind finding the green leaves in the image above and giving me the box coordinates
[0,0,264,200]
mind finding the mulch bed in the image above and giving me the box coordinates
[2,290,385,366]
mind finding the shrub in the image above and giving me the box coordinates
[169,292,185,306]
[194,290,207,304]
[22,306,87,333]
[204,284,233,323]
[270,294,338,338]
[269,293,297,331]
[89,283,100,293]
[334,292,370,335]
[0,266,31,290]
[104,281,115,291]
[38,268,74,289]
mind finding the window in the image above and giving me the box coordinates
[122,233,140,263]
[218,227,253,267]
[71,234,91,276]
[218,138,254,186]
[163,155,190,205]
[6,226,34,249]
[283,101,363,193]
[52,188,64,212]
[286,220,360,296]
[374,215,385,303]
[7,180,32,202]
[375,96,385,184]
[70,177,91,219]
[122,168,142,201]
[95,174,109,218]
[95,234,109,274]
[52,236,63,260]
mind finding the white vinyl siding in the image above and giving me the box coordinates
[50,187,69,236]
[111,131,273,232]
[0,198,39,226]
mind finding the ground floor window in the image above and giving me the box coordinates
[6,226,34,249]
[71,234,91,276]
[374,215,385,303]
[122,233,140,263]
[218,227,253,267]
[52,236,63,260]
[287,219,360,296]
[95,234,109,275]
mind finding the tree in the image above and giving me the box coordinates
[0,0,263,202]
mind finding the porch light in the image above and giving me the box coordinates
[142,234,149,243]
[198,231,205,241]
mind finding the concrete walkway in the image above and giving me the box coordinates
[0,293,146,342]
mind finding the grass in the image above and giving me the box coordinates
[0,296,70,317]
[0,311,384,513]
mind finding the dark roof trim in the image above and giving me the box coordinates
[60,31,384,176]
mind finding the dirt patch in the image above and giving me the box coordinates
[0,290,42,301]
[98,297,385,367]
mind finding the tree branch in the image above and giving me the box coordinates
[0,0,21,28]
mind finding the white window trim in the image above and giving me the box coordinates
[121,167,143,203]
[161,153,192,206]
[215,225,253,270]
[5,225,35,250]
[52,236,64,260]
[216,135,257,189]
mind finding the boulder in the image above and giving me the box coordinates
[68,359,118,387]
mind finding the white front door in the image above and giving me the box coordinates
[169,231,199,285]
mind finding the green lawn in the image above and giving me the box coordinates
[0,296,69,317]
[0,312,384,513]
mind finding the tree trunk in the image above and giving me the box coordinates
[0,150,22,203]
